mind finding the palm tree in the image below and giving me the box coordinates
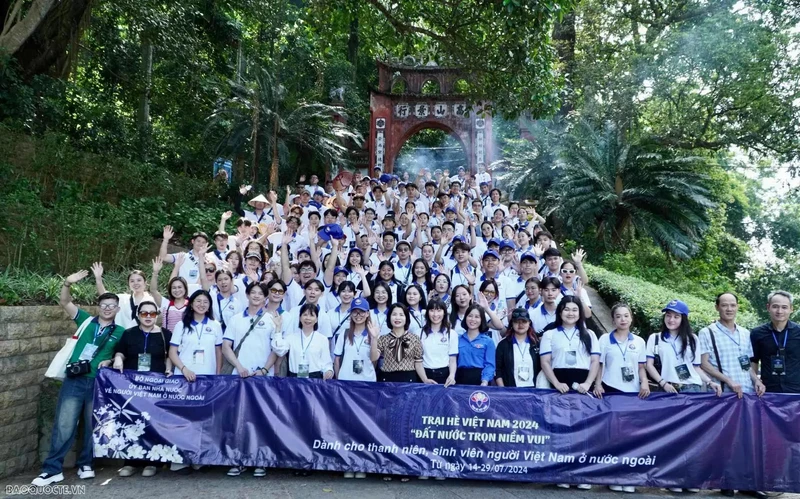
[552,120,716,259]
[209,68,362,187]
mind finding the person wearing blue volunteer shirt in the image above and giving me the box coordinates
[495,308,540,388]
[750,290,800,394]
[646,299,721,398]
[699,292,766,398]
[456,304,496,386]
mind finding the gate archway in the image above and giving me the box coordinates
[369,59,493,174]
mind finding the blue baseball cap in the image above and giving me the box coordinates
[482,249,501,260]
[662,299,690,316]
[488,238,502,247]
[445,207,457,214]
[500,239,516,250]
[379,173,393,183]
[297,247,311,256]
[318,223,346,241]
[308,200,322,209]
[350,297,369,312]
[520,251,537,262]
[334,266,348,276]
[452,235,466,243]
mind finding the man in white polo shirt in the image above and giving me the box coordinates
[532,277,561,334]
[158,225,209,293]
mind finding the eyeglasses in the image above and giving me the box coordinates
[270,289,286,295]
[561,269,576,274]
[138,311,158,318]
[99,303,118,310]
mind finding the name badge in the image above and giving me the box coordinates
[192,349,205,365]
[517,366,531,381]
[79,343,98,361]
[298,363,310,378]
[566,350,577,366]
[675,363,691,381]
[621,366,635,383]
[352,359,364,375]
[138,353,152,372]
[738,355,750,371]
[189,269,199,279]
[771,355,786,376]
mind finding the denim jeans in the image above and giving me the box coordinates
[42,375,95,475]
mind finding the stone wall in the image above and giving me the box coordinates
[0,306,89,479]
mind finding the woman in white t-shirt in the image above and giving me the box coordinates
[91,263,154,330]
[539,295,599,490]
[403,284,427,336]
[558,260,592,318]
[644,299,721,493]
[416,299,457,386]
[169,290,223,379]
[208,269,247,333]
[477,279,507,344]
[592,302,649,494]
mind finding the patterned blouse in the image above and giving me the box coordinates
[377,332,423,372]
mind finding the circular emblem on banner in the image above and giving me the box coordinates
[469,391,490,413]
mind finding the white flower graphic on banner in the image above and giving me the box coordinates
[92,396,184,463]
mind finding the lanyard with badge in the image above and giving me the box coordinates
[614,335,635,383]
[716,323,751,371]
[515,339,532,381]
[187,251,199,280]
[666,336,691,381]
[78,322,113,361]
[138,328,154,371]
[352,333,367,374]
[298,332,315,378]
[771,328,788,376]
[561,327,578,367]
[189,320,207,366]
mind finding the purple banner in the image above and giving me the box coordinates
[92,369,800,491]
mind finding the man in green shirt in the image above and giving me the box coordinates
[32,269,125,487]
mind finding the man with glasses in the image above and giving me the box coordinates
[751,291,800,394]
[33,270,125,487]
[280,231,320,309]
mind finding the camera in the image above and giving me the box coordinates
[66,360,91,377]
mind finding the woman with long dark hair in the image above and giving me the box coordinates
[151,257,189,332]
[410,258,434,293]
[539,295,598,490]
[416,299,457,386]
[403,283,428,336]
[169,290,222,381]
[449,285,473,336]
[369,281,393,336]
[429,273,451,307]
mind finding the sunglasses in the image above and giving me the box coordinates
[99,303,118,310]
[205,268,216,273]
[270,289,286,295]
[138,311,158,318]
[561,269,576,274]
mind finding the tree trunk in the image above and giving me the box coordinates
[235,38,243,83]
[552,11,576,117]
[347,0,359,70]
[137,37,153,162]
[269,119,279,188]
[12,0,93,79]
[0,0,56,55]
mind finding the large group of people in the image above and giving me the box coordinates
[33,167,798,497]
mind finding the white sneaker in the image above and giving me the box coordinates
[343,472,355,478]
[31,472,63,486]
[77,466,95,479]
[118,466,136,477]
[623,486,636,493]
[669,489,684,493]
[227,466,245,476]
[355,472,366,479]
[609,485,624,491]
[577,484,592,490]
[557,484,571,489]
[253,468,266,477]
[142,466,157,477]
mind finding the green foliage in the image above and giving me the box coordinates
[0,128,227,274]
[586,264,760,337]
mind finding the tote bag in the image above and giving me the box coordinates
[45,316,94,380]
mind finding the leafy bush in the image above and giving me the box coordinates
[586,264,760,336]
[0,127,229,273]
